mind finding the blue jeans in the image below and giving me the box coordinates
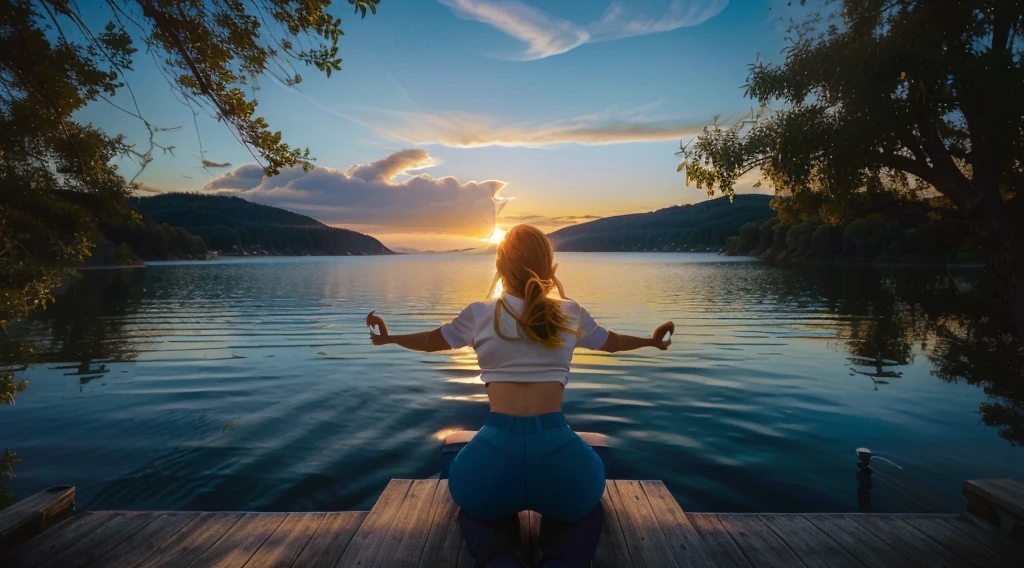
[448,412,606,523]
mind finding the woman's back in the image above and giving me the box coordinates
[440,295,609,386]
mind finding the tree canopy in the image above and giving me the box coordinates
[677,0,1024,341]
[1,0,381,333]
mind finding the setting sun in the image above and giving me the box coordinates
[488,227,508,244]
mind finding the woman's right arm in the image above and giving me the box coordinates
[366,306,475,353]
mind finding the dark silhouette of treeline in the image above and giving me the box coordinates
[134,193,393,256]
[548,195,773,252]
[92,216,209,265]
[725,200,982,264]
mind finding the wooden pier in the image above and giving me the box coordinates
[2,478,1022,567]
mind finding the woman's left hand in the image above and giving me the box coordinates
[366,311,390,345]
[651,321,674,350]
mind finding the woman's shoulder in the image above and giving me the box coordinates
[556,297,583,311]
[460,300,494,316]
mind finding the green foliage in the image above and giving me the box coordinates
[842,217,887,260]
[126,0,381,175]
[0,448,19,509]
[728,199,982,264]
[676,0,1024,338]
[770,222,790,256]
[810,224,839,258]
[725,235,742,255]
[736,221,761,254]
[2,0,382,340]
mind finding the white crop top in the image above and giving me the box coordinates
[439,295,609,385]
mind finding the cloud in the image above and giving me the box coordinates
[589,0,729,42]
[499,213,604,232]
[438,0,729,60]
[204,149,507,239]
[350,106,713,148]
[438,0,588,60]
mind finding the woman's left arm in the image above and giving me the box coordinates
[598,321,674,353]
[366,312,453,352]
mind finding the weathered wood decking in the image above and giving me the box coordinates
[3,479,1022,567]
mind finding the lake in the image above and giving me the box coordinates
[2,253,1023,514]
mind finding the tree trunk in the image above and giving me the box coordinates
[965,195,1024,346]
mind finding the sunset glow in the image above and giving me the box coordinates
[488,227,508,244]
[96,0,792,250]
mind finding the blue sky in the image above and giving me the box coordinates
[84,0,802,249]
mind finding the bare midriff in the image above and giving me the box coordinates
[486,381,564,416]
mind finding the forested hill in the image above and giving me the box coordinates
[548,194,774,252]
[135,193,392,255]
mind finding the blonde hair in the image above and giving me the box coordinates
[494,225,575,348]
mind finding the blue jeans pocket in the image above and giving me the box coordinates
[537,433,606,522]
[449,435,514,520]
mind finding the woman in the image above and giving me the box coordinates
[367,225,673,568]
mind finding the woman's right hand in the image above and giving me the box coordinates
[366,311,390,345]
[651,321,674,350]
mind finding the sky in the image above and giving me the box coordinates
[81,0,806,250]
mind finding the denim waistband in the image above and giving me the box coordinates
[484,412,568,433]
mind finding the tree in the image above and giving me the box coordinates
[1,0,381,333]
[677,1,1024,342]
[1,1,382,489]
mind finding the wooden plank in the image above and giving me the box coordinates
[134,513,243,568]
[640,481,728,568]
[90,512,203,568]
[849,515,972,568]
[0,486,76,552]
[607,480,675,568]
[713,515,807,568]
[415,481,460,568]
[685,514,753,568]
[422,495,466,568]
[802,514,915,568]
[183,512,286,568]
[337,479,413,567]
[4,511,118,567]
[755,515,864,568]
[288,512,366,568]
[374,479,440,567]
[901,516,1010,568]
[35,512,158,568]
[593,484,634,568]
[941,517,1023,563]
[242,512,326,568]
[963,480,1024,521]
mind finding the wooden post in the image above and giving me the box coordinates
[0,486,76,552]
[962,479,1024,544]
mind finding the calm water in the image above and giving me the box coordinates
[3,253,1023,514]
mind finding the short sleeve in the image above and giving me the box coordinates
[575,304,609,350]
[440,304,476,349]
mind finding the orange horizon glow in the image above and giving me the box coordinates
[488,226,508,244]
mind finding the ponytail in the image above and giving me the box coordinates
[492,225,575,348]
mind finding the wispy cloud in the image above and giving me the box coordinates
[205,149,507,239]
[438,0,588,60]
[438,0,729,60]
[499,213,604,233]
[348,105,716,148]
